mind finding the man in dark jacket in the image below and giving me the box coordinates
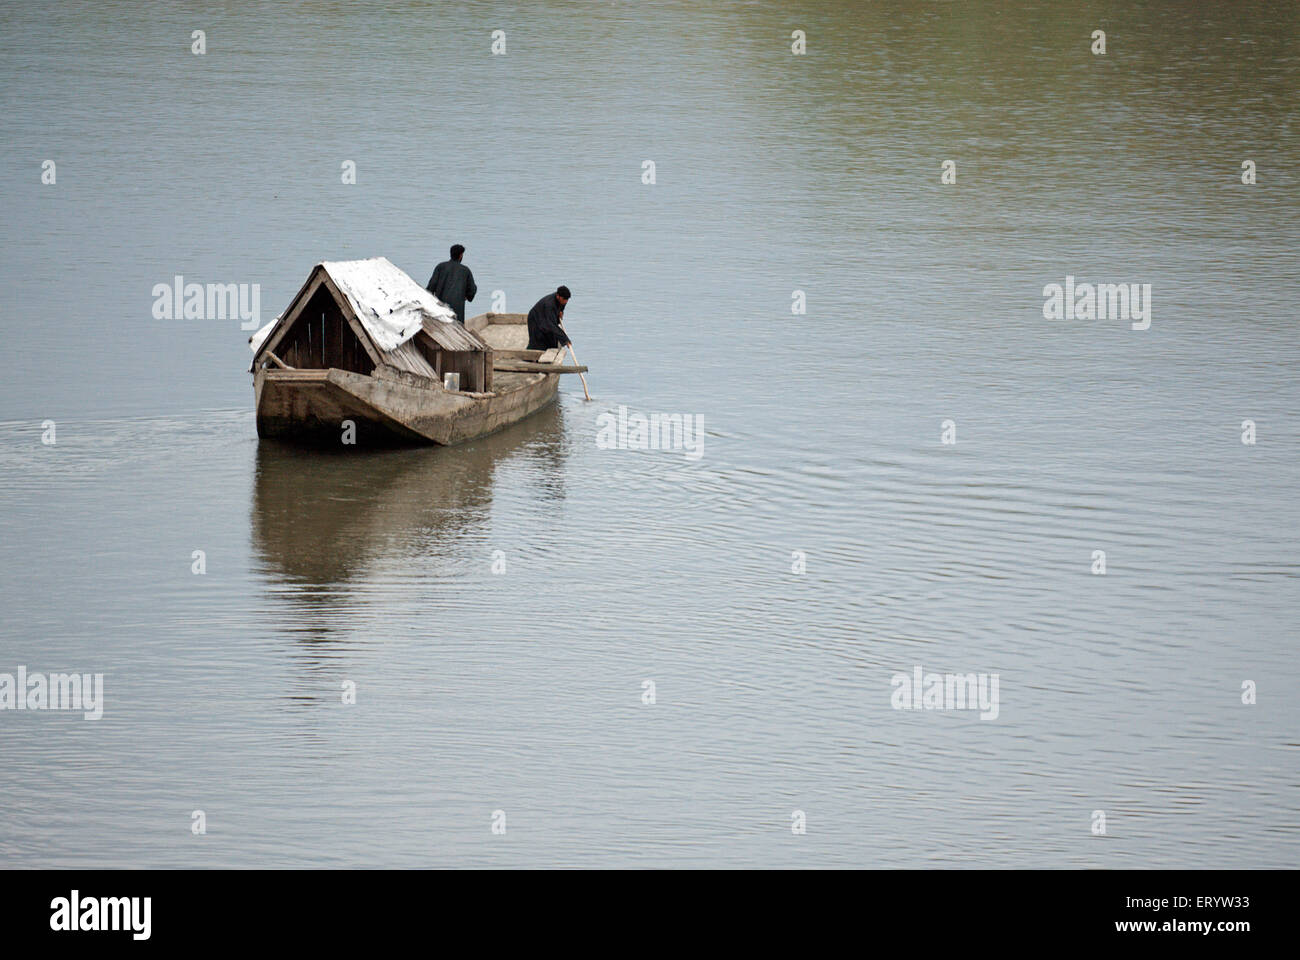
[526,285,572,351]
[426,244,477,324]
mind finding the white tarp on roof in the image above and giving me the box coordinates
[248,316,279,353]
[323,256,457,352]
[249,256,456,355]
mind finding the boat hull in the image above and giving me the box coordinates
[255,367,560,447]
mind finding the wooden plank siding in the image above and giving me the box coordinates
[270,285,374,376]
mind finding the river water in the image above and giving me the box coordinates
[1,1,1297,867]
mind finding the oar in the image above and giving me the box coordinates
[565,343,592,401]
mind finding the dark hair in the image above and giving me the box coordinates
[556,285,571,299]
[450,244,465,260]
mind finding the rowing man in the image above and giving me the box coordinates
[526,285,572,351]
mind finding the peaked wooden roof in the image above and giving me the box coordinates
[251,259,487,375]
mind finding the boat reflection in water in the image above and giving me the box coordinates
[250,400,567,618]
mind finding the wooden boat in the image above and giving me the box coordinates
[249,258,586,446]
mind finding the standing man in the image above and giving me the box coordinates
[526,285,572,351]
[426,244,477,324]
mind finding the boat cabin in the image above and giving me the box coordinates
[250,258,493,393]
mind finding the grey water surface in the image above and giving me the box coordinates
[1,1,1297,867]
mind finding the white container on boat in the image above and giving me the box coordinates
[443,372,461,392]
